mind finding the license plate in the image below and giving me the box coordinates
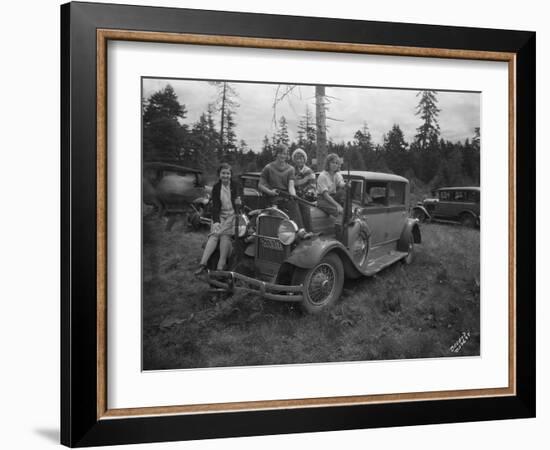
[260,238,283,251]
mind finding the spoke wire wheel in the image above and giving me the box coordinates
[308,263,336,305]
[292,253,344,314]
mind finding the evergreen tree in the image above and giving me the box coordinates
[433,142,464,187]
[189,112,219,171]
[297,106,317,161]
[462,130,480,184]
[223,109,237,152]
[274,116,290,147]
[414,90,441,150]
[383,124,410,175]
[209,82,239,158]
[412,90,442,182]
[257,135,273,168]
[347,147,365,171]
[142,84,188,162]
[354,122,379,170]
[353,122,374,150]
[472,127,480,151]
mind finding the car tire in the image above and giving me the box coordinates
[292,253,344,314]
[403,234,415,265]
[412,209,426,222]
[460,213,476,228]
[350,229,369,268]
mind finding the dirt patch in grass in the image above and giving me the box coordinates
[142,217,480,370]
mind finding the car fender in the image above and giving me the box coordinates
[192,196,210,206]
[282,235,364,280]
[411,204,431,219]
[284,237,348,269]
[459,209,478,220]
[397,218,422,252]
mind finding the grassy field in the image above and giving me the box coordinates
[142,217,480,370]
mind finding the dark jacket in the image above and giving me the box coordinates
[211,179,243,223]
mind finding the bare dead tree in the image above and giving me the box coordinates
[315,86,328,169]
[272,84,331,169]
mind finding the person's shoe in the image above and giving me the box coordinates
[194,264,207,276]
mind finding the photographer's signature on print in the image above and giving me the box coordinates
[450,331,471,354]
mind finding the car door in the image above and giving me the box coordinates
[433,190,454,218]
[358,182,388,246]
[386,181,408,240]
[463,189,480,217]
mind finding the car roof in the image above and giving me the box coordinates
[144,162,203,174]
[241,172,261,177]
[435,186,480,191]
[344,171,409,183]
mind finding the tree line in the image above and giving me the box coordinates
[142,84,480,189]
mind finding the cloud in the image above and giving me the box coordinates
[143,78,480,151]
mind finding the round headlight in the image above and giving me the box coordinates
[277,219,298,245]
[236,214,250,238]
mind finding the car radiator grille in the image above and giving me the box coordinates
[256,215,286,271]
[257,215,281,238]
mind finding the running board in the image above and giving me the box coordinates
[363,251,408,276]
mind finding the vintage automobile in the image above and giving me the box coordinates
[143,162,211,229]
[411,186,480,227]
[204,171,421,313]
[239,172,269,211]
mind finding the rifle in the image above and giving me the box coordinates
[271,189,317,208]
[342,151,353,243]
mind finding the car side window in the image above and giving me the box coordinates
[466,190,479,202]
[388,182,405,206]
[439,190,450,201]
[454,191,465,201]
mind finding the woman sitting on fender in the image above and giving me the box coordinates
[194,163,242,275]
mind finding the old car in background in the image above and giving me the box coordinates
[205,171,421,313]
[143,162,211,230]
[240,172,269,211]
[412,186,480,227]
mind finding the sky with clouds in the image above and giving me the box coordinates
[143,78,480,152]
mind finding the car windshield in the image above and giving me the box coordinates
[365,183,387,206]
[349,180,363,203]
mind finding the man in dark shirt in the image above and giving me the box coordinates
[258,145,304,229]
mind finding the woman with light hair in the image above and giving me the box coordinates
[291,148,316,200]
[316,153,346,218]
[291,148,316,230]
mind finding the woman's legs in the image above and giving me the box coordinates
[217,235,233,270]
[199,234,220,266]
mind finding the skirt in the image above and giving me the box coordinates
[209,213,235,237]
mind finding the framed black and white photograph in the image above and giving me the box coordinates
[141,77,482,371]
[61,1,535,447]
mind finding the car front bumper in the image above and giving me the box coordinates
[207,270,304,302]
